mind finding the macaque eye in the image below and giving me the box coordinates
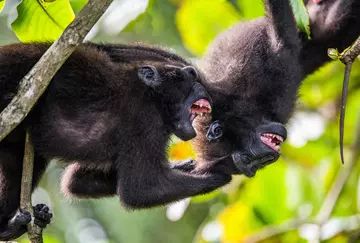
[206,120,223,142]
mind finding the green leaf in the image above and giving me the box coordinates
[11,0,75,42]
[0,0,5,12]
[290,0,311,39]
[176,0,241,56]
[70,0,87,14]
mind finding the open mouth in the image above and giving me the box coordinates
[260,133,284,153]
[189,99,212,121]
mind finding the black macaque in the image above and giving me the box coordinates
[189,0,300,177]
[190,0,360,177]
[0,43,231,240]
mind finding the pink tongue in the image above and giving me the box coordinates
[260,136,278,152]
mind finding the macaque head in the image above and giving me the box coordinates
[137,63,212,141]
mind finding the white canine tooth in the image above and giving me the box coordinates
[200,104,203,108]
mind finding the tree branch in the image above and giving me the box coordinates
[338,35,360,165]
[340,36,360,65]
[20,130,42,243]
[0,0,112,142]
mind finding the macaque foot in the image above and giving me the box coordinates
[33,204,53,228]
[9,209,32,228]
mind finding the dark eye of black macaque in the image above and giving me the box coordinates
[228,117,287,177]
[160,65,212,141]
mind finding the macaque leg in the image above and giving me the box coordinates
[61,158,231,208]
[62,159,201,198]
[61,163,117,198]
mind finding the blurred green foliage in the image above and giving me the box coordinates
[0,0,360,242]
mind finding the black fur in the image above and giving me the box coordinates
[190,0,300,177]
[301,0,360,75]
[191,0,360,176]
[0,43,231,240]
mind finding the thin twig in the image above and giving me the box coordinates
[338,35,360,165]
[20,130,42,243]
[317,108,360,225]
[339,62,353,164]
[0,0,112,142]
[242,218,309,243]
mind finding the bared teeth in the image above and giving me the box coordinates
[262,133,284,143]
[260,132,285,153]
[190,99,212,117]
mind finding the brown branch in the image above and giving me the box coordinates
[338,35,360,165]
[20,130,42,243]
[0,0,112,142]
[340,36,360,65]
[339,62,352,165]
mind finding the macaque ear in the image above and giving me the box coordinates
[182,66,198,79]
[138,65,161,87]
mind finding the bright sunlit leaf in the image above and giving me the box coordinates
[12,0,75,42]
[0,0,5,12]
[290,0,311,39]
[217,201,262,242]
[176,0,240,55]
[168,141,195,161]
